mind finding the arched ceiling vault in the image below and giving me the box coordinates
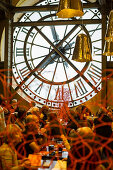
[0,0,113,20]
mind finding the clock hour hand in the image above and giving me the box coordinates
[49,26,69,67]
[46,25,60,65]
[49,26,64,65]
[50,26,59,42]
[47,26,73,67]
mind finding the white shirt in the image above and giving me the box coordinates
[0,105,6,132]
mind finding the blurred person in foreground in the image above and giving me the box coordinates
[67,127,103,170]
[0,124,30,170]
[93,114,113,168]
[0,96,6,132]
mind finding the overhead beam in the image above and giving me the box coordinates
[0,0,14,18]
[13,19,101,27]
[98,0,106,5]
[0,0,10,13]
[13,3,100,13]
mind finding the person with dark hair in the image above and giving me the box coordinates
[15,108,27,131]
[67,127,102,170]
[82,105,92,116]
[39,105,49,128]
[0,95,6,132]
[75,105,92,129]
[9,99,21,124]
[0,95,10,125]
[46,111,65,140]
[66,110,78,136]
[45,111,70,151]
[0,96,2,106]
[20,115,46,157]
[29,101,36,107]
[94,114,112,139]
[96,108,106,118]
[106,106,113,121]
[93,114,113,168]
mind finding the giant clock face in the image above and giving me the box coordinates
[12,0,102,108]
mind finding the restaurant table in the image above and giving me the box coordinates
[27,148,68,169]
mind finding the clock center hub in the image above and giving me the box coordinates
[49,40,71,64]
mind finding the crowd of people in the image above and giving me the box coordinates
[0,94,113,169]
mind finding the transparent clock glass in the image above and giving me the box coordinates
[12,0,102,108]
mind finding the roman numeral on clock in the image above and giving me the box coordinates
[19,65,30,78]
[21,27,35,37]
[74,78,88,98]
[87,63,101,85]
[16,48,29,57]
[35,82,43,94]
[54,86,64,100]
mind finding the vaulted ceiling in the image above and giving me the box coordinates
[0,0,112,19]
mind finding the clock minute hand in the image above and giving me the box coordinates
[15,25,79,91]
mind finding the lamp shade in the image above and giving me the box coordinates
[56,0,84,18]
[72,34,92,62]
[87,0,96,2]
[105,10,113,41]
[103,40,113,56]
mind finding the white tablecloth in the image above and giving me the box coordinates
[52,160,67,170]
